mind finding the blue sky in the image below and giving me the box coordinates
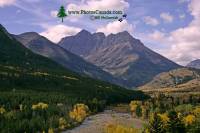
[0,0,200,65]
[0,0,192,34]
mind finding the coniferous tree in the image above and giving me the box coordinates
[167,111,186,133]
[146,113,166,133]
[136,105,142,117]
[57,5,67,22]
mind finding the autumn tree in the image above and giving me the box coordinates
[69,103,89,123]
[167,111,186,133]
[146,113,166,133]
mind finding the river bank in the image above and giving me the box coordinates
[63,110,145,133]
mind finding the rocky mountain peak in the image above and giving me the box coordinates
[103,31,143,47]
[93,32,106,39]
[77,29,92,37]
[187,59,200,69]
[21,31,39,36]
[0,24,13,39]
[19,32,41,39]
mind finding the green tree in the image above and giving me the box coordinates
[57,5,67,22]
[146,113,166,133]
[167,111,186,133]
[135,105,142,118]
[188,117,200,133]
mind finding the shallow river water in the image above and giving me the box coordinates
[63,110,145,133]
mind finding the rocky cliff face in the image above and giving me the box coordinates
[15,32,124,87]
[58,30,181,88]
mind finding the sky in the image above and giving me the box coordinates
[0,0,200,65]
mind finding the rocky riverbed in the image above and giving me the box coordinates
[63,110,145,133]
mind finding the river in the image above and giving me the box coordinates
[63,110,145,133]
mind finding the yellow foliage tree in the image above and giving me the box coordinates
[69,103,89,122]
[0,107,6,114]
[129,101,142,117]
[48,128,54,133]
[183,114,195,126]
[32,102,48,110]
[59,117,68,130]
[158,113,169,124]
[105,123,140,133]
[158,113,169,128]
[193,106,200,116]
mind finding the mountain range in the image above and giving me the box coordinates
[59,30,181,88]
[140,68,200,92]
[187,59,200,69]
[14,32,123,87]
[0,23,147,102]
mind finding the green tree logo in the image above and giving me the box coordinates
[57,5,67,22]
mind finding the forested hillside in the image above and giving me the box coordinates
[0,24,149,133]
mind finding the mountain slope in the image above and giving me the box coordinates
[59,30,105,57]
[0,24,148,103]
[59,30,181,88]
[14,32,123,86]
[187,59,200,69]
[139,68,200,92]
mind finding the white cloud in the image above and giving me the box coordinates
[144,16,159,26]
[50,10,58,18]
[160,12,174,23]
[16,9,21,14]
[148,30,168,43]
[65,0,130,24]
[143,0,200,65]
[165,0,200,65]
[40,25,81,43]
[96,20,134,35]
[0,0,15,7]
[178,0,190,4]
[67,0,129,11]
[179,14,185,19]
[138,0,200,65]
[23,0,40,3]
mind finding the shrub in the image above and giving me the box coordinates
[69,103,89,123]
[104,123,140,133]
[183,114,195,126]
[32,102,48,110]
[0,107,6,114]
[59,117,68,130]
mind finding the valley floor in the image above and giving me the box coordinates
[63,110,145,133]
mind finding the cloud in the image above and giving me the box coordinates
[67,0,129,11]
[23,0,40,3]
[66,0,129,22]
[50,10,58,18]
[147,30,168,43]
[145,0,200,65]
[40,24,81,43]
[16,9,21,14]
[165,0,200,65]
[0,0,15,7]
[0,0,40,7]
[14,1,50,20]
[96,20,134,35]
[160,12,174,23]
[143,16,159,26]
[178,0,190,4]
[179,14,185,19]
[138,0,200,65]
